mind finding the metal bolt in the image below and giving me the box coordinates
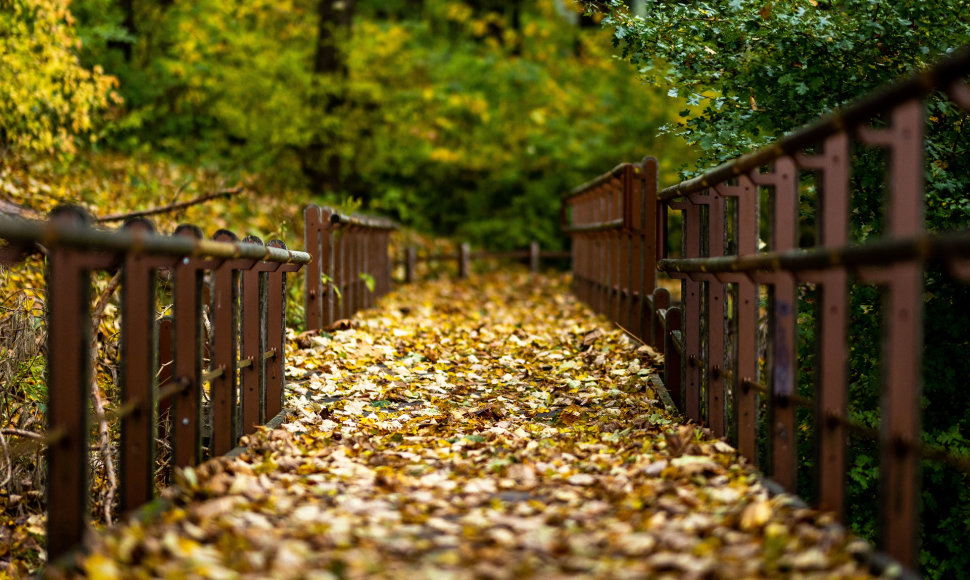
[182,257,190,265]
[182,418,189,425]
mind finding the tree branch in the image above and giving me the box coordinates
[95,187,244,223]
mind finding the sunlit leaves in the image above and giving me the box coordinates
[0,0,118,156]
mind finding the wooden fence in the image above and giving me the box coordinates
[401,241,570,283]
[304,205,396,330]
[562,47,970,570]
[0,206,309,560]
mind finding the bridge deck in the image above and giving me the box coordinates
[75,271,874,579]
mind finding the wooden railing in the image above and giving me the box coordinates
[401,242,570,282]
[304,205,396,330]
[562,46,970,570]
[0,206,309,561]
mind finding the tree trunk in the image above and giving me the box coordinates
[108,0,135,62]
[303,0,356,193]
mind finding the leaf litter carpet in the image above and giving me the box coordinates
[74,271,874,579]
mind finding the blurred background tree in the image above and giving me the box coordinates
[0,0,118,157]
[46,0,693,250]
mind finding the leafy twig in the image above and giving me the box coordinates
[90,271,121,525]
[0,428,44,440]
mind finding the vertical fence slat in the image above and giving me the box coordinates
[752,158,799,491]
[718,177,758,461]
[241,236,265,435]
[46,245,90,558]
[672,199,703,422]
[664,306,683,409]
[459,242,470,279]
[798,131,850,520]
[652,289,669,356]
[119,251,157,512]
[612,177,623,323]
[266,241,288,420]
[337,229,346,320]
[209,230,239,455]
[620,168,633,333]
[641,157,659,344]
[351,227,360,314]
[304,206,323,331]
[630,169,646,342]
[858,99,925,568]
[406,246,416,284]
[706,191,727,437]
[172,225,205,468]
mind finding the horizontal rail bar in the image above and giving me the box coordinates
[471,250,529,259]
[658,231,970,274]
[330,212,398,230]
[156,377,189,403]
[0,215,310,265]
[565,162,633,199]
[735,379,970,473]
[658,45,970,201]
[561,218,625,234]
[740,379,814,408]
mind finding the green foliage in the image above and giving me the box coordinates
[589,0,970,167]
[0,0,118,156]
[67,0,692,250]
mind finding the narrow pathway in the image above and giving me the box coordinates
[75,272,874,579]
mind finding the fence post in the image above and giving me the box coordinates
[172,225,205,468]
[334,224,345,320]
[208,230,240,455]
[459,242,470,279]
[119,219,159,513]
[620,166,634,333]
[265,240,288,420]
[858,99,925,567]
[406,246,416,284]
[664,306,683,410]
[641,157,659,344]
[716,176,758,461]
[670,199,703,423]
[652,288,669,355]
[798,131,850,521]
[45,214,92,558]
[304,206,322,331]
[241,235,267,434]
[529,241,540,274]
[751,158,799,492]
[304,206,335,331]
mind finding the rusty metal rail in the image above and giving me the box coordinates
[0,206,309,561]
[562,45,970,571]
[304,205,396,330]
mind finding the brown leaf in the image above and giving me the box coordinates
[664,424,695,457]
[294,329,321,349]
[325,319,355,332]
[582,328,604,347]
